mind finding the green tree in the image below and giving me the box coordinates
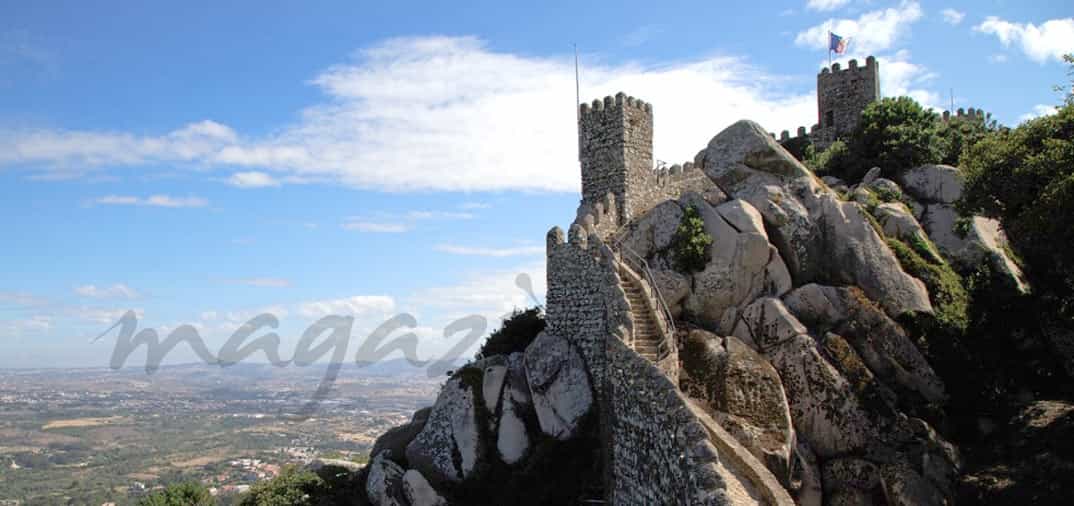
[475,307,545,359]
[846,96,946,181]
[138,482,213,506]
[959,101,1074,313]
[238,467,326,506]
[671,205,713,273]
[937,109,1000,166]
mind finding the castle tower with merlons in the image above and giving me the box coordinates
[578,93,654,224]
[814,56,880,148]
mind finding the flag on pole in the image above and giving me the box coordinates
[829,32,850,55]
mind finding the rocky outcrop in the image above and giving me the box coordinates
[367,452,407,506]
[525,331,594,441]
[893,164,1029,293]
[497,353,531,464]
[404,377,480,486]
[681,329,796,484]
[402,470,447,506]
[784,284,946,404]
[623,194,792,334]
[897,164,963,205]
[371,407,431,467]
[698,119,932,318]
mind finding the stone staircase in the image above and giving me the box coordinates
[619,264,666,363]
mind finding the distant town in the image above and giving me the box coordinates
[0,363,440,505]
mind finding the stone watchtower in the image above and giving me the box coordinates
[578,92,653,225]
[814,56,880,148]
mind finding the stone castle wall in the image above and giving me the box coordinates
[545,224,631,400]
[605,337,732,505]
[546,223,737,505]
[814,57,880,149]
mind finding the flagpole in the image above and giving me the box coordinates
[574,43,581,162]
[827,30,832,67]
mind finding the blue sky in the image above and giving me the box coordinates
[1,0,1071,368]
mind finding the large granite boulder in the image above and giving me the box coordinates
[524,331,593,440]
[699,120,932,318]
[890,163,1028,292]
[366,452,407,506]
[481,355,508,413]
[683,330,796,485]
[872,203,942,262]
[784,284,946,404]
[733,297,877,457]
[823,457,881,504]
[402,469,448,506]
[921,206,1029,292]
[619,200,683,259]
[792,442,823,506]
[370,406,432,467]
[405,376,481,486]
[898,164,963,205]
[677,193,791,333]
[497,353,532,464]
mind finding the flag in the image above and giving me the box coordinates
[829,32,850,55]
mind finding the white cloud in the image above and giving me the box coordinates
[0,315,52,337]
[341,208,476,233]
[74,283,139,299]
[795,1,923,55]
[877,50,943,110]
[95,194,208,208]
[989,53,1008,63]
[974,16,1074,63]
[1019,104,1058,122]
[77,307,144,325]
[459,202,490,210]
[0,36,814,192]
[405,262,546,325]
[340,220,410,233]
[435,244,545,257]
[0,120,236,179]
[226,278,291,288]
[226,171,280,188]
[806,0,851,12]
[941,9,965,26]
[406,210,474,220]
[297,295,396,319]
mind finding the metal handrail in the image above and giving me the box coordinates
[612,237,677,360]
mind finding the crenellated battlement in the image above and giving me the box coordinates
[818,56,878,76]
[779,125,819,143]
[941,107,991,122]
[579,92,653,118]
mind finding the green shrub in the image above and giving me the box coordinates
[937,110,999,166]
[887,238,969,334]
[960,101,1074,318]
[805,139,851,176]
[671,205,713,273]
[849,97,946,181]
[475,307,545,359]
[139,482,213,506]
